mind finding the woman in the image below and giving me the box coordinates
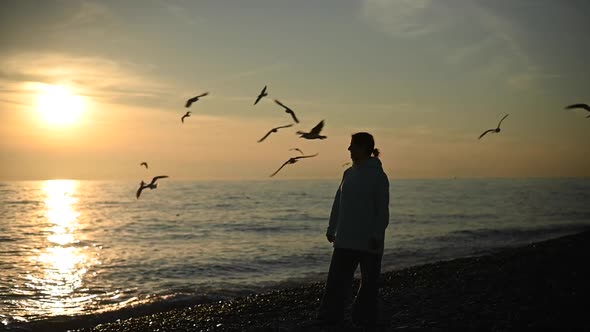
[317,132,390,328]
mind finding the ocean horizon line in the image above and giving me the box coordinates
[1,175,589,182]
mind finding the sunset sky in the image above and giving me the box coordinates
[1,0,589,180]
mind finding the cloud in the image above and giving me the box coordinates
[52,0,119,31]
[0,52,172,108]
[361,0,444,37]
[445,36,497,65]
[467,3,539,87]
[363,0,547,91]
[153,0,204,26]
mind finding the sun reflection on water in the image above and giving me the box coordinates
[24,180,96,317]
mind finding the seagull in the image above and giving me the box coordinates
[140,162,148,169]
[185,92,209,108]
[289,148,304,155]
[257,124,294,143]
[565,103,590,118]
[478,114,509,140]
[254,85,268,105]
[181,111,191,123]
[136,175,169,199]
[274,99,299,123]
[270,154,318,177]
[297,120,327,140]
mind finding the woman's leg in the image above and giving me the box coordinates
[352,252,382,326]
[317,248,360,323]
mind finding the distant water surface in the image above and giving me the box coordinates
[1,178,589,326]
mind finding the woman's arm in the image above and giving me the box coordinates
[326,170,347,240]
[373,171,390,243]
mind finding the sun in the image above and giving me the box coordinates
[36,85,86,126]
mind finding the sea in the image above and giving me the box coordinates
[1,178,589,329]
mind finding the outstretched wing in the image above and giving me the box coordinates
[150,175,169,186]
[478,129,495,140]
[565,103,590,111]
[181,112,190,123]
[140,162,148,169]
[136,185,144,199]
[496,114,509,128]
[274,124,294,131]
[185,93,208,108]
[254,86,267,105]
[286,109,299,123]
[270,160,290,177]
[274,99,288,110]
[254,94,263,105]
[309,120,324,135]
[289,148,304,155]
[294,153,318,160]
[257,130,274,143]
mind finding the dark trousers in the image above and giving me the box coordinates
[317,248,382,325]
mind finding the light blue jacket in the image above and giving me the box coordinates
[327,157,390,254]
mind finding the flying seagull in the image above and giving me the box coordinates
[257,124,294,143]
[185,92,209,108]
[565,103,590,118]
[289,148,304,155]
[478,114,509,140]
[270,153,318,177]
[136,175,169,199]
[274,99,299,123]
[254,85,268,105]
[140,162,148,169]
[297,120,327,140]
[181,111,191,123]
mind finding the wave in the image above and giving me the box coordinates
[3,200,41,205]
[94,200,131,206]
[273,214,326,222]
[224,224,317,234]
[213,203,236,209]
[442,223,590,242]
[5,292,224,331]
[381,224,590,272]
[0,236,18,243]
[150,262,263,279]
[540,210,590,221]
[392,212,502,226]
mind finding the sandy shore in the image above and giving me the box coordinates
[15,229,590,331]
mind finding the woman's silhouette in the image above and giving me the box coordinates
[316,132,390,328]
